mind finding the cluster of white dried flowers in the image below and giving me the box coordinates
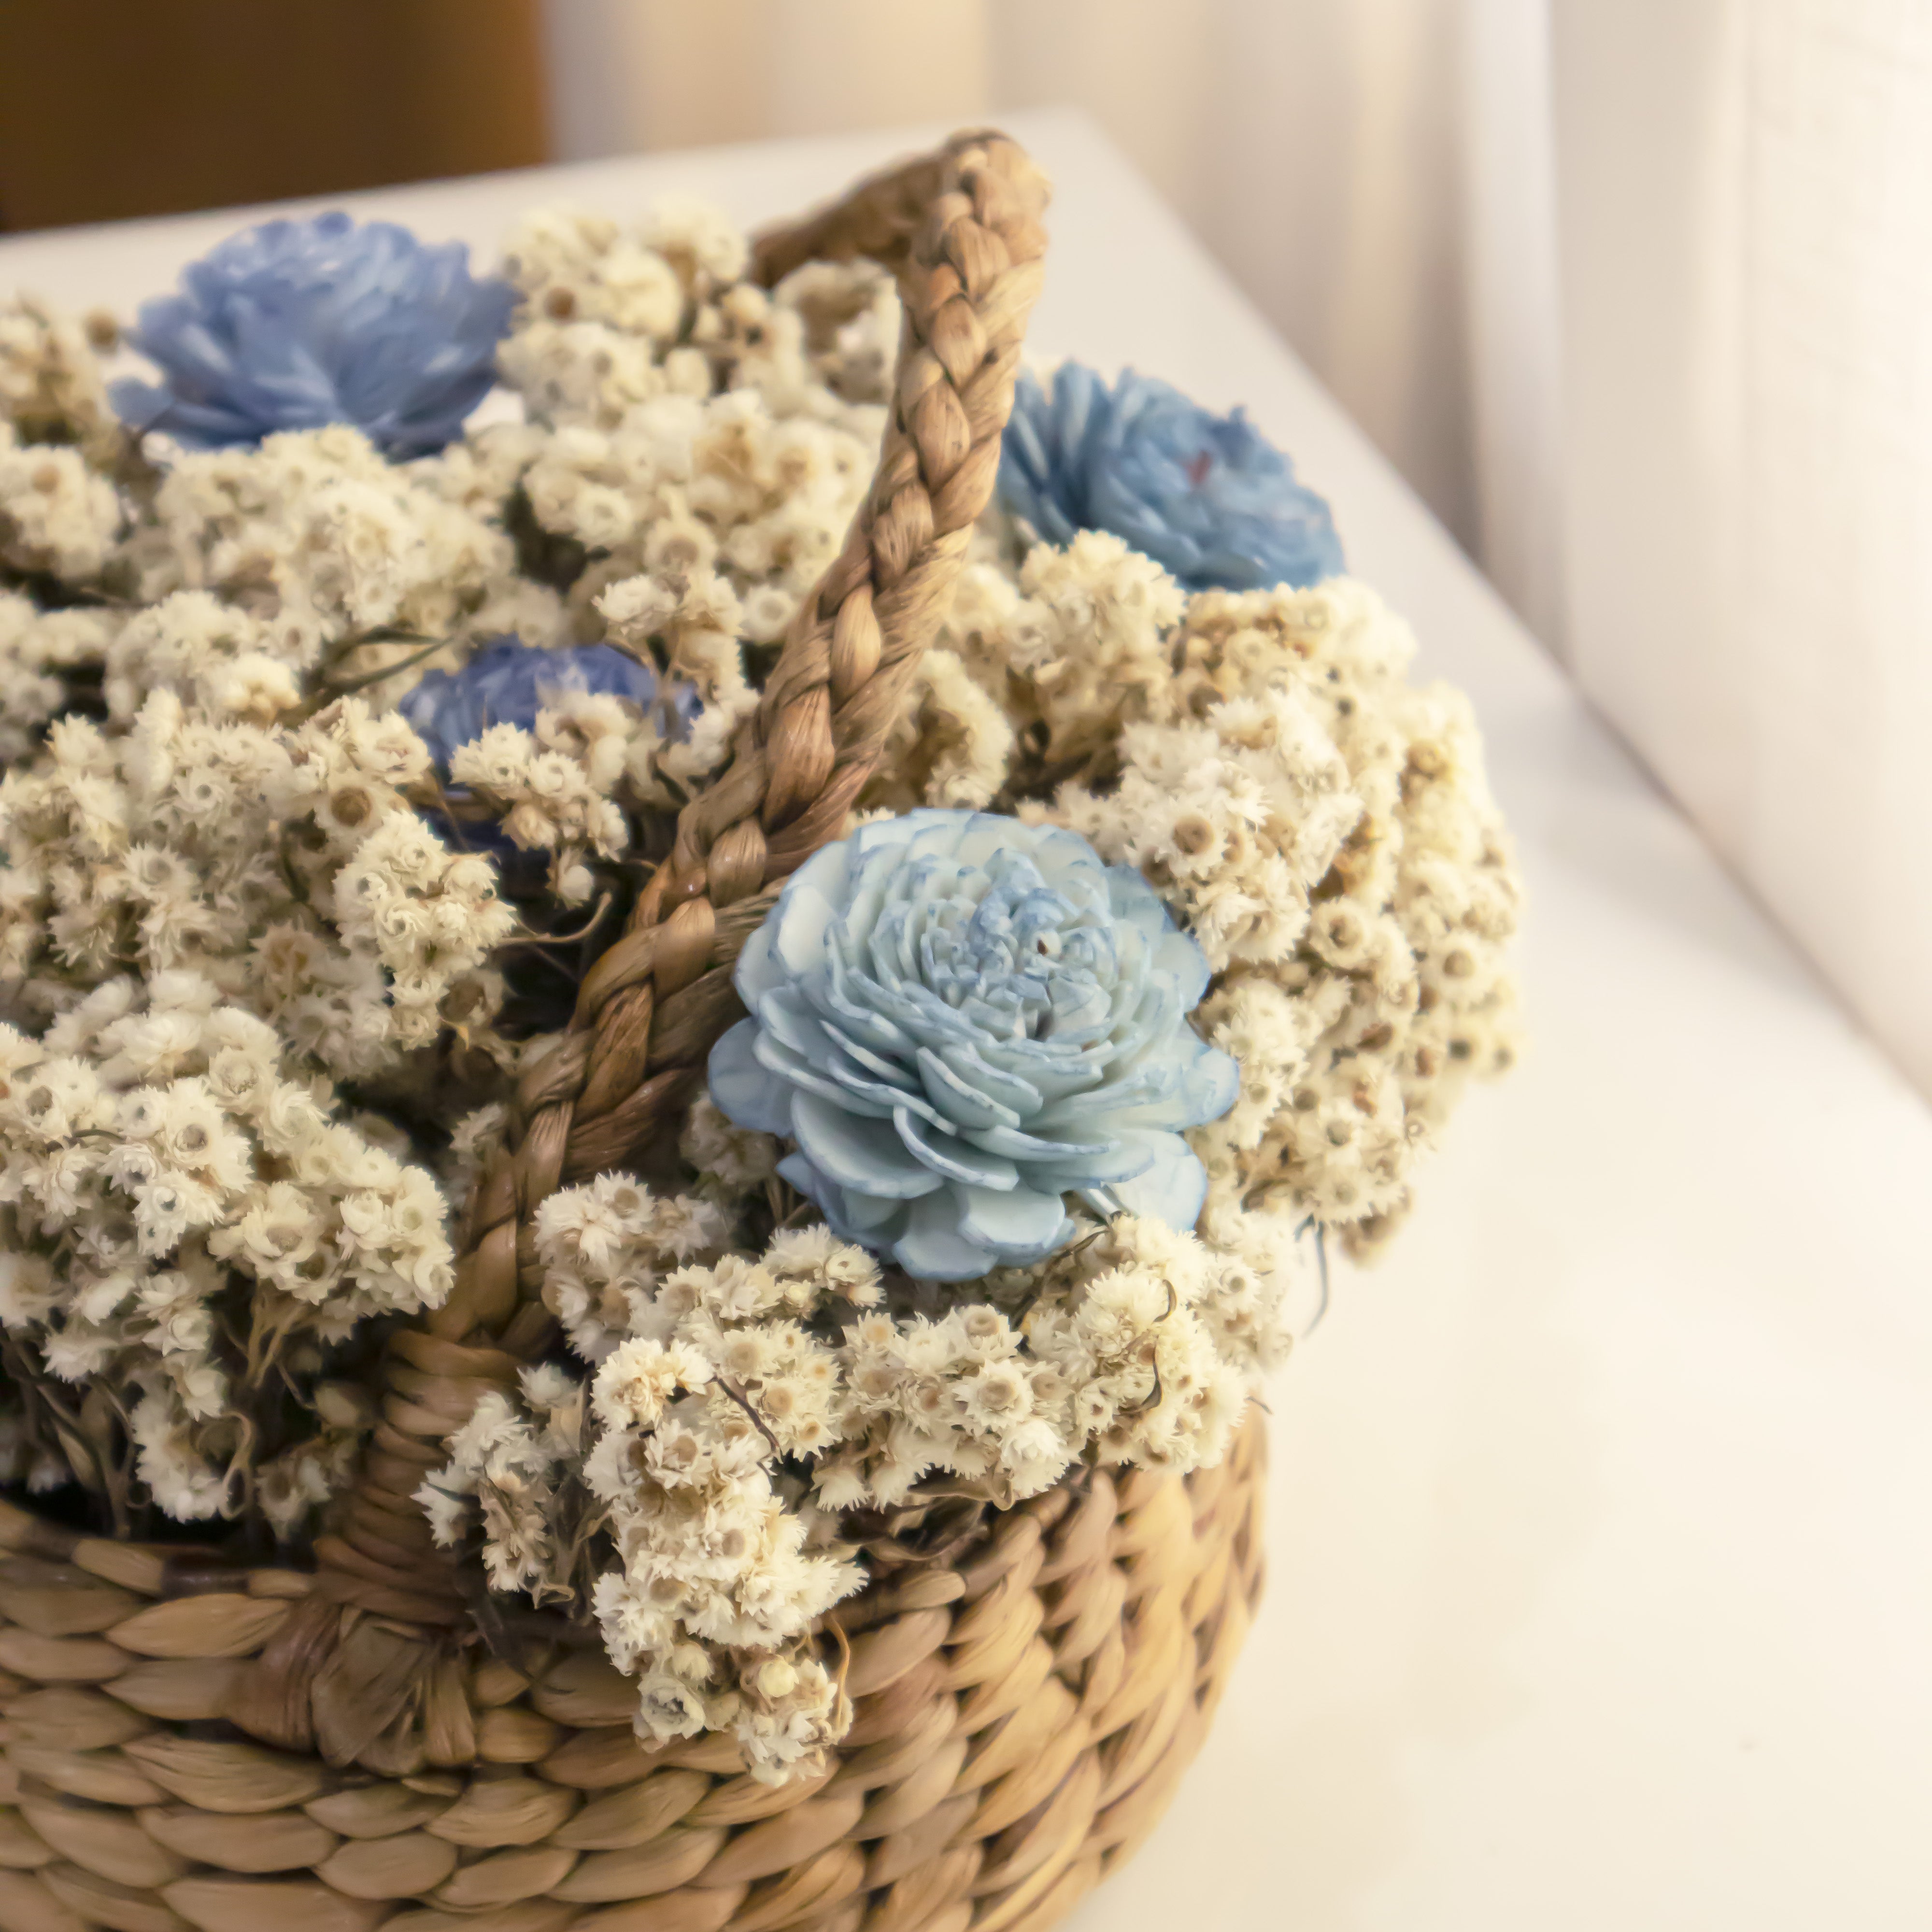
[420,1154,1283,1781]
[0,298,119,460]
[490,200,892,808]
[0,201,899,850]
[0,196,907,1535]
[1,185,1521,1790]
[420,1176,866,1782]
[0,692,515,1078]
[923,539,1524,1257]
[0,418,121,582]
[0,969,445,1523]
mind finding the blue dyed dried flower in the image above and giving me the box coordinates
[398,638,663,768]
[999,362,1344,592]
[708,810,1238,1280]
[111,212,514,453]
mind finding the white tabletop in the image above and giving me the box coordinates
[5,110,1927,1932]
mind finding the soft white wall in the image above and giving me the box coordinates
[1462,0,1564,644]
[1553,0,1932,1099]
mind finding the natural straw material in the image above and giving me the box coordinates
[0,132,1269,1932]
[0,1420,1263,1932]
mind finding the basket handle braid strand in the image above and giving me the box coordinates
[229,131,1050,1769]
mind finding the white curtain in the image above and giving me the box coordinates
[1554,0,1932,1101]
[541,0,1932,1104]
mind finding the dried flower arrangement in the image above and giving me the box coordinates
[0,132,1518,1923]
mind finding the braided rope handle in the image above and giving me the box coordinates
[288,134,1049,1699]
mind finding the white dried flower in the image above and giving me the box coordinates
[0,425,121,580]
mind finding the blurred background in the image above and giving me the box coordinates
[3,0,1928,1106]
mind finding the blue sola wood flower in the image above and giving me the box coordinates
[708,810,1239,1281]
[999,362,1345,592]
[111,212,514,454]
[398,638,668,768]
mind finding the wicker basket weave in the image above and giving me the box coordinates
[0,1422,1263,1932]
[0,132,1266,1932]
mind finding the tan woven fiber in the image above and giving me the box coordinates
[0,1417,1264,1932]
[0,132,1271,1932]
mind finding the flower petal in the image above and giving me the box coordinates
[892,1192,996,1281]
[817,1014,917,1088]
[791,1091,945,1200]
[954,1183,1072,1261]
[962,1122,1109,1162]
[914,1046,1023,1132]
[935,1039,1044,1118]
[707,1020,793,1137]
[752,1029,893,1120]
[824,1053,949,1127]
[817,954,916,1056]
[998,362,1343,592]
[1022,1129,1161,1190]
[894,1108,1020,1191]
[771,850,850,983]
[1081,1134,1209,1232]
[754,986,839,1063]
[1086,1035,1240,1132]
[779,1153,907,1241]
[1151,925,1212,1012]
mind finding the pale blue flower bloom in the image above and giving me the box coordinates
[398,638,667,769]
[708,810,1238,1280]
[111,212,513,453]
[999,362,1344,592]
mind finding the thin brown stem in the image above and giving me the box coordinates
[289,634,446,720]
[711,1374,781,1458]
[501,893,614,950]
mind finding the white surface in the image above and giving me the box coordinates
[4,110,1928,1932]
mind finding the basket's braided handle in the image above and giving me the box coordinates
[240,134,1049,1758]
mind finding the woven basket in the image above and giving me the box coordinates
[0,132,1266,1932]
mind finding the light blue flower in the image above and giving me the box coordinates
[398,637,674,768]
[708,810,1238,1281]
[110,212,514,454]
[999,362,1344,592]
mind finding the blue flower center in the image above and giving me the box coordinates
[873,852,1119,1046]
